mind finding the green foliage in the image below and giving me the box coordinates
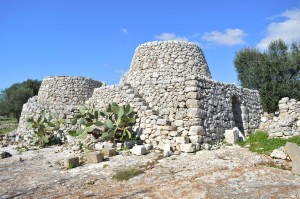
[238,131,300,155]
[71,103,136,142]
[27,111,65,147]
[0,79,41,120]
[234,39,300,112]
[112,167,143,181]
[70,105,103,139]
[101,103,136,142]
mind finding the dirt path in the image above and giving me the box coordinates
[1,145,300,198]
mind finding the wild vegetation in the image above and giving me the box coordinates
[238,131,300,155]
[0,118,18,134]
[71,102,136,142]
[234,39,300,112]
[112,167,144,181]
[27,111,66,147]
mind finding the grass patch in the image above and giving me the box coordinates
[238,131,300,155]
[0,118,18,134]
[0,124,18,134]
[112,167,143,181]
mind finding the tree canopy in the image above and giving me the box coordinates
[234,39,300,112]
[0,79,41,121]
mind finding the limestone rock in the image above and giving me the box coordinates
[284,142,300,175]
[101,148,116,157]
[180,143,196,153]
[163,144,172,157]
[86,152,104,163]
[270,147,287,160]
[224,128,239,144]
[64,157,79,168]
[131,145,147,155]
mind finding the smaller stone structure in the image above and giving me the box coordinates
[260,97,300,137]
[17,76,102,140]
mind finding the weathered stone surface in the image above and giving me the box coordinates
[285,142,300,175]
[163,144,172,157]
[101,148,116,157]
[64,157,79,168]
[86,152,104,163]
[224,127,239,144]
[131,145,147,155]
[270,147,287,160]
[180,143,196,153]
[175,136,189,144]
[189,126,205,136]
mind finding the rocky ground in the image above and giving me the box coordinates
[1,145,300,199]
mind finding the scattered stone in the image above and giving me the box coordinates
[64,157,80,168]
[124,140,136,149]
[224,127,240,144]
[131,145,147,155]
[101,148,116,157]
[270,147,287,160]
[144,144,153,151]
[86,152,104,163]
[163,144,172,157]
[94,143,104,150]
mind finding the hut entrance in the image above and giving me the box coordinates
[232,95,244,134]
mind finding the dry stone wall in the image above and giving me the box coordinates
[38,76,101,105]
[121,41,212,88]
[260,97,300,137]
[89,75,262,151]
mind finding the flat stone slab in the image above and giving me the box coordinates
[101,148,116,157]
[86,152,104,163]
[284,142,300,175]
[64,157,79,168]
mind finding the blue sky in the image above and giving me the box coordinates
[1,0,300,90]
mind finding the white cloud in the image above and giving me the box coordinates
[257,9,300,49]
[155,32,188,42]
[121,28,128,34]
[202,29,247,46]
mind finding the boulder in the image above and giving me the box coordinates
[224,127,240,144]
[86,152,104,163]
[270,147,287,160]
[284,142,300,175]
[163,144,172,157]
[131,145,147,155]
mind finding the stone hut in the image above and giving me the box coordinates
[18,41,263,151]
[17,76,102,134]
[89,41,262,151]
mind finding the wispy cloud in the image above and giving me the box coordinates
[154,32,188,42]
[257,9,300,49]
[202,29,247,46]
[121,28,128,34]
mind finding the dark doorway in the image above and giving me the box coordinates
[232,95,244,134]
